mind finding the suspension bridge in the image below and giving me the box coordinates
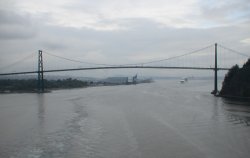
[0,43,249,95]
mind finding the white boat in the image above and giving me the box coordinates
[180,77,188,83]
[180,80,185,83]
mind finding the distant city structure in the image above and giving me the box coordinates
[93,74,153,86]
[102,77,129,85]
[132,74,138,84]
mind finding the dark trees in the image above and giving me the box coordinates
[220,58,250,97]
[0,78,88,92]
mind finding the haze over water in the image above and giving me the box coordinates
[0,80,250,158]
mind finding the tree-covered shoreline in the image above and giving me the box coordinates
[0,78,88,93]
[219,58,250,98]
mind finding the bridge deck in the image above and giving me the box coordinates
[0,66,230,76]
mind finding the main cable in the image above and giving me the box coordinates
[218,44,250,57]
[43,51,118,67]
[122,44,214,66]
[0,52,35,71]
[43,44,214,67]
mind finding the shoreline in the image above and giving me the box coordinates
[216,94,250,102]
[0,81,154,94]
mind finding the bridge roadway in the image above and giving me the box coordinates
[0,66,230,76]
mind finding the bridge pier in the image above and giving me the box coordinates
[37,50,44,93]
[211,43,218,95]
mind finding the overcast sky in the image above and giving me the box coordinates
[0,0,250,77]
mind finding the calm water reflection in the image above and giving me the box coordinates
[222,99,250,126]
[37,94,45,129]
[0,80,250,158]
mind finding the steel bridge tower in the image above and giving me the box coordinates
[37,50,44,92]
[211,43,218,95]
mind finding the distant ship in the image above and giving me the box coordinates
[180,77,188,83]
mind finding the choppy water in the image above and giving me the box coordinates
[0,80,250,158]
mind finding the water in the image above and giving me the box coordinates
[0,80,250,158]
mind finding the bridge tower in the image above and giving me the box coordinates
[37,50,44,92]
[212,43,218,95]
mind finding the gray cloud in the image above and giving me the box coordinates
[200,0,250,25]
[0,0,250,77]
[0,10,37,40]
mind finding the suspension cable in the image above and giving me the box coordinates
[218,44,250,57]
[0,52,35,70]
[43,44,214,67]
[122,44,214,66]
[43,51,119,67]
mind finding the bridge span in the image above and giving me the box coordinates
[0,66,229,76]
[0,43,248,95]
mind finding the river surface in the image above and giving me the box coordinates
[0,80,250,158]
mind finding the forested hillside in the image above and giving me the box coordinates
[220,59,250,97]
